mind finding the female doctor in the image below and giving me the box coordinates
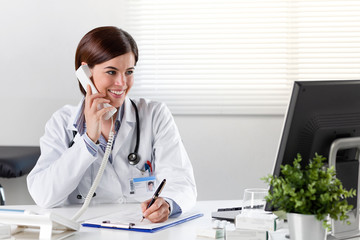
[27,26,197,223]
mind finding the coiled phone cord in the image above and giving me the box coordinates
[71,117,115,221]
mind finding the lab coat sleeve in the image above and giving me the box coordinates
[150,102,197,213]
[27,106,98,208]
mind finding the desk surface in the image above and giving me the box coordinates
[2,200,360,240]
[0,200,280,240]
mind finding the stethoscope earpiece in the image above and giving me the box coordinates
[128,153,140,165]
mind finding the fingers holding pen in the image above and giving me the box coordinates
[141,197,170,223]
[140,198,151,213]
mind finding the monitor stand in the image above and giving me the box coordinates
[328,137,360,239]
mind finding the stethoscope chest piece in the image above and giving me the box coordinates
[128,153,140,165]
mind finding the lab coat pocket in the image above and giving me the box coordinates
[70,164,94,204]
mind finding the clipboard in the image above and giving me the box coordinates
[82,213,203,233]
[82,205,203,233]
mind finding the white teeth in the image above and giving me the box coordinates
[109,90,124,95]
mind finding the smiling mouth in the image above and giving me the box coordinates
[109,89,125,96]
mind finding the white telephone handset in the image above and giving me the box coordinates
[76,65,117,120]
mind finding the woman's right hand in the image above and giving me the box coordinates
[84,85,115,143]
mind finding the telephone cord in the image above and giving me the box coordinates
[71,117,115,221]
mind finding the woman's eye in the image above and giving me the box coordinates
[126,70,134,75]
[107,71,116,75]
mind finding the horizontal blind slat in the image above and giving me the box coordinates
[124,0,360,115]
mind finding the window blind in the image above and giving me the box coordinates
[123,0,360,115]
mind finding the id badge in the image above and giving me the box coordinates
[129,176,156,195]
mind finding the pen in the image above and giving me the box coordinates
[217,207,242,212]
[217,205,264,212]
[141,179,166,222]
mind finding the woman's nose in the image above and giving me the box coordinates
[115,75,126,86]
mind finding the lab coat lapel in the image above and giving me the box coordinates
[66,98,85,133]
[66,98,85,145]
[112,98,137,158]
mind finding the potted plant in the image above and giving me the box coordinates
[262,153,356,240]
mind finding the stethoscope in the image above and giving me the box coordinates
[127,99,140,165]
[69,99,141,166]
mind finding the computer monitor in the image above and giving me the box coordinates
[267,80,360,211]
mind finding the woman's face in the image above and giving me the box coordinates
[90,52,135,109]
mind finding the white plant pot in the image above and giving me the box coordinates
[287,213,327,240]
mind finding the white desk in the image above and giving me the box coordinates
[3,200,358,240]
[0,200,282,240]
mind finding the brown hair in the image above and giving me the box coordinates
[75,26,138,95]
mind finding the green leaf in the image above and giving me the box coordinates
[262,153,357,231]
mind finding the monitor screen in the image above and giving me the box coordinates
[266,80,360,211]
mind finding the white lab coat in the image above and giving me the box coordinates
[27,97,197,214]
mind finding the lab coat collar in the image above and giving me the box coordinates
[67,97,85,133]
[112,97,137,159]
[123,97,137,123]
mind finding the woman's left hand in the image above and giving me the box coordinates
[141,197,170,223]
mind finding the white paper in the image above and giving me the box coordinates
[83,204,202,230]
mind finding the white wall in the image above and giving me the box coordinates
[0,1,285,205]
[0,0,126,145]
[176,115,283,201]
